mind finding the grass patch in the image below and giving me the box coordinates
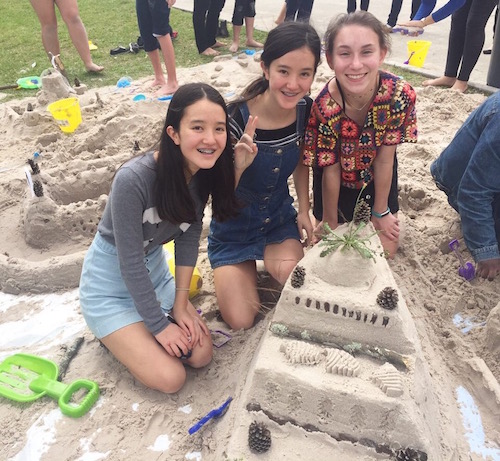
[1,2,481,101]
[0,2,267,100]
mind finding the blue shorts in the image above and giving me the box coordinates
[79,232,175,339]
[136,0,173,52]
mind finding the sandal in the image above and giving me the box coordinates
[110,46,128,56]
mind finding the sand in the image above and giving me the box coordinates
[0,53,499,460]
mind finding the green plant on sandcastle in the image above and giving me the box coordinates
[318,185,384,261]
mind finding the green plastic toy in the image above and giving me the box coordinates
[0,353,99,418]
[17,76,42,89]
[0,76,42,91]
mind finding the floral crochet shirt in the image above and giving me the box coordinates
[303,71,418,189]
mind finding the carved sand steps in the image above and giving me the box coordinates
[224,226,441,459]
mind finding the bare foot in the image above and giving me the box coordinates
[229,42,239,53]
[201,48,220,57]
[156,82,179,97]
[212,41,225,48]
[86,63,104,73]
[451,80,468,93]
[150,78,166,88]
[422,76,456,88]
[246,39,263,48]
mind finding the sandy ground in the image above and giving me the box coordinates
[0,53,499,460]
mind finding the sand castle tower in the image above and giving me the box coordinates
[223,224,441,459]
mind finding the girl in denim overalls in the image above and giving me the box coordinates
[208,22,321,330]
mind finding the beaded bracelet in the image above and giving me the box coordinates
[371,207,391,218]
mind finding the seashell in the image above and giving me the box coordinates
[280,340,325,365]
[324,349,361,377]
[372,363,404,397]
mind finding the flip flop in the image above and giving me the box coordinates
[110,46,128,56]
[88,40,98,51]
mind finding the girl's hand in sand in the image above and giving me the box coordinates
[234,115,258,171]
[155,322,191,358]
[477,258,500,281]
[371,213,399,241]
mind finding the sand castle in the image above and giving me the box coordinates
[0,55,263,296]
[223,225,441,460]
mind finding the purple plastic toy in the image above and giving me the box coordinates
[449,239,475,281]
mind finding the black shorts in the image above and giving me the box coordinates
[312,156,399,222]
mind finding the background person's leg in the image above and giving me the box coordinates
[30,0,60,60]
[56,0,103,71]
[206,0,226,48]
[387,0,404,27]
[455,0,497,89]
[193,0,210,53]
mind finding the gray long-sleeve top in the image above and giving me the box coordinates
[97,152,204,335]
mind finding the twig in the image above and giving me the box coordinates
[58,336,84,380]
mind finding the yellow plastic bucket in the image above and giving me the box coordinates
[48,97,82,133]
[407,40,431,67]
[164,241,203,299]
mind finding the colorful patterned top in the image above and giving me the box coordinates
[303,71,417,189]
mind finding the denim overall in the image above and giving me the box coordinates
[208,100,307,268]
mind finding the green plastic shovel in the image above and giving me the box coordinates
[0,353,99,418]
[0,76,42,91]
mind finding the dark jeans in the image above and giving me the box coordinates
[444,0,497,82]
[285,0,315,22]
[193,0,226,53]
[347,0,369,13]
[387,0,422,27]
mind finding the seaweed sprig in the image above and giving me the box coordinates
[319,221,380,260]
[318,184,385,260]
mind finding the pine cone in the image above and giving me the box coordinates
[133,140,140,151]
[395,447,428,461]
[27,102,34,112]
[33,179,44,197]
[353,198,371,225]
[291,265,306,288]
[248,421,271,453]
[27,158,40,175]
[376,287,399,310]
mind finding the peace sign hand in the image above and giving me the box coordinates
[234,115,258,171]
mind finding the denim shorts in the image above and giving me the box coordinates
[79,232,175,339]
[136,0,173,52]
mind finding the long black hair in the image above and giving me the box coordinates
[239,21,322,103]
[155,83,240,223]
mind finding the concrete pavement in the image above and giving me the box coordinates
[174,0,498,92]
